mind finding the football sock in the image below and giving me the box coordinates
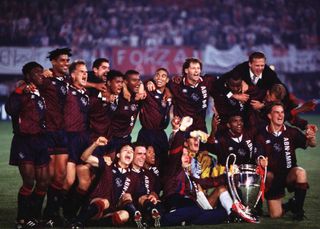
[32,188,46,219]
[143,200,156,213]
[123,202,138,218]
[219,191,233,215]
[43,181,63,219]
[76,200,104,223]
[63,187,87,220]
[17,185,33,220]
[294,183,308,213]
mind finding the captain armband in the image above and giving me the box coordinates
[226,91,233,98]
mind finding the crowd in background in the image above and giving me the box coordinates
[0,0,318,50]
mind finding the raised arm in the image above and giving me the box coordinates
[81,136,108,167]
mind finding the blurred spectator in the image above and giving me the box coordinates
[0,0,318,50]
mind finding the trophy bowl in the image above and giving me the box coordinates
[234,164,261,209]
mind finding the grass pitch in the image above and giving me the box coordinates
[0,115,319,228]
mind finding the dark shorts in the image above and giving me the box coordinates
[9,134,50,167]
[46,130,68,155]
[137,128,169,162]
[66,131,91,164]
[265,168,297,200]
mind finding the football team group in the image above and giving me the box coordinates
[6,48,317,228]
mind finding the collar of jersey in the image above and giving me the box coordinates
[70,84,86,94]
[266,125,286,136]
[183,76,203,88]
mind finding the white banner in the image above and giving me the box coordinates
[0,47,53,74]
[0,46,319,75]
[202,45,247,73]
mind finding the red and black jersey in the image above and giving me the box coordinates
[109,92,141,138]
[40,76,68,131]
[162,159,224,202]
[90,161,130,209]
[121,168,157,204]
[211,130,257,166]
[162,168,198,202]
[87,71,104,97]
[5,90,46,134]
[255,125,307,175]
[64,85,89,132]
[213,91,247,129]
[145,166,161,195]
[169,76,216,132]
[162,130,226,201]
[88,94,116,140]
[139,89,171,130]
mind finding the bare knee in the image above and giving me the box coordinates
[91,198,110,212]
[54,167,67,183]
[287,167,307,184]
[23,179,35,189]
[138,195,148,206]
[78,178,91,191]
[89,198,110,219]
[268,199,283,219]
[77,165,92,191]
[295,168,307,182]
[64,175,75,190]
[217,185,227,194]
[54,155,68,182]
[21,172,36,188]
[112,210,129,226]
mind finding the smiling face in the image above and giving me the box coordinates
[118,145,134,168]
[249,57,265,76]
[145,146,156,166]
[268,105,285,128]
[154,69,169,90]
[133,146,146,170]
[51,54,70,76]
[71,63,88,89]
[227,115,244,136]
[185,62,201,85]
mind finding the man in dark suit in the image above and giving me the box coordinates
[216,52,284,104]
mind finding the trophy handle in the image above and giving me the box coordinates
[254,155,268,208]
[226,153,241,203]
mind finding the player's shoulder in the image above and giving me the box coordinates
[285,125,304,136]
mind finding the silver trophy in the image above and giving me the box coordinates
[226,154,267,221]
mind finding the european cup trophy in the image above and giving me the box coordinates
[226,154,267,223]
